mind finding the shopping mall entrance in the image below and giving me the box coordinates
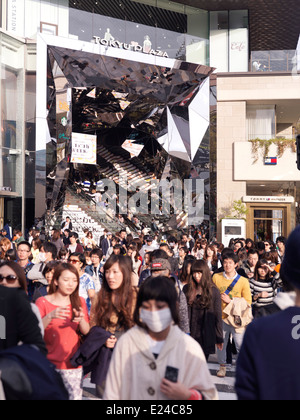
[37,33,215,235]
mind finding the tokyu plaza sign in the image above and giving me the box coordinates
[93,36,169,58]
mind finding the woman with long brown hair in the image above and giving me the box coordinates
[203,244,219,275]
[50,229,64,253]
[35,262,90,400]
[191,239,202,260]
[183,260,223,361]
[126,242,142,285]
[90,254,137,397]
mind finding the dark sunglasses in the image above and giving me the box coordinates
[0,274,18,283]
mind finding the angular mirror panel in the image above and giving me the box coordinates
[45,43,214,233]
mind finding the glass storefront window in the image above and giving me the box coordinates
[68,6,207,63]
[1,69,17,150]
[251,50,296,72]
[0,31,26,230]
[68,7,94,42]
[254,209,283,219]
[229,10,249,72]
[210,11,229,72]
[5,1,247,70]
[0,33,26,195]
[247,105,276,141]
[210,10,249,72]
[254,209,284,242]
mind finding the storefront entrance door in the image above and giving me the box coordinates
[247,203,291,242]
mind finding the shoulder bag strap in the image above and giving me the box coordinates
[224,274,241,296]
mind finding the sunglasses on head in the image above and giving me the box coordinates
[0,274,18,283]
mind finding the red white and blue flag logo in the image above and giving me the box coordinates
[264,157,277,165]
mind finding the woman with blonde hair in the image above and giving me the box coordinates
[0,237,12,260]
[31,238,42,264]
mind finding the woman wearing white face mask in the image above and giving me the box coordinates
[27,242,57,293]
[103,276,218,401]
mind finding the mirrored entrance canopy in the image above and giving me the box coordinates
[37,34,214,235]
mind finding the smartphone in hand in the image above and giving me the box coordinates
[165,366,179,383]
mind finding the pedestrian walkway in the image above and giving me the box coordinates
[82,356,237,401]
[82,375,99,400]
[207,359,237,401]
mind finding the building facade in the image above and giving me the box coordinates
[0,0,300,241]
[217,72,300,242]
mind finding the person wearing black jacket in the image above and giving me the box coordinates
[0,286,46,355]
[101,232,112,257]
[0,287,69,400]
[183,260,223,361]
[236,226,300,400]
[61,217,73,232]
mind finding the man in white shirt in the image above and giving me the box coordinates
[140,236,158,260]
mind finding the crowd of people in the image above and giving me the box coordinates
[1,216,300,401]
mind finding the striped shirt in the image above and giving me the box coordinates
[250,277,277,307]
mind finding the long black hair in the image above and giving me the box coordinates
[186,259,214,309]
[134,276,179,328]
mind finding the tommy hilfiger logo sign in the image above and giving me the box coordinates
[264,157,278,165]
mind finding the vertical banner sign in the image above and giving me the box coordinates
[7,0,25,37]
[71,133,97,165]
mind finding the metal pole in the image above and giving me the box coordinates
[21,41,26,233]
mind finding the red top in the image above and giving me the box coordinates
[36,297,89,370]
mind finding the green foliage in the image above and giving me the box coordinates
[249,138,296,164]
[230,199,249,220]
[219,199,249,222]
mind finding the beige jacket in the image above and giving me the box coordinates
[103,324,218,401]
[223,297,253,333]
